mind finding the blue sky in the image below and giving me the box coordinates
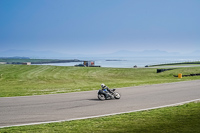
[0,0,200,55]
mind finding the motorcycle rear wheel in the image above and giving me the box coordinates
[98,94,106,100]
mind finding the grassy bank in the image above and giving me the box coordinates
[149,61,200,67]
[0,64,200,97]
[0,58,55,63]
[0,58,81,64]
[1,101,199,132]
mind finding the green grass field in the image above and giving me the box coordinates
[0,101,199,133]
[0,64,200,132]
[0,64,200,97]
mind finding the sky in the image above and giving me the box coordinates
[0,0,200,55]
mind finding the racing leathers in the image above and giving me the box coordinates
[102,86,112,98]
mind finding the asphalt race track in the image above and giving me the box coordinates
[0,80,200,128]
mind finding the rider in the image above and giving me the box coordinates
[101,83,112,98]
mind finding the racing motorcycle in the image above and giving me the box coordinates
[97,89,121,100]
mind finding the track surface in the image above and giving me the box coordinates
[0,80,200,128]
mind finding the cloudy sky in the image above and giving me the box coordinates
[0,0,200,55]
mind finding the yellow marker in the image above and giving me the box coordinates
[178,73,182,78]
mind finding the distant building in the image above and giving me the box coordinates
[22,62,31,65]
[83,61,95,67]
[75,61,100,67]
[0,62,7,64]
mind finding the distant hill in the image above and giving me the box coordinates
[0,49,68,58]
[1,49,199,58]
[104,50,180,57]
[0,56,30,59]
[190,50,200,56]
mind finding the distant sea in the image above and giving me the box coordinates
[38,56,200,68]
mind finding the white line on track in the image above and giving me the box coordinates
[0,98,200,129]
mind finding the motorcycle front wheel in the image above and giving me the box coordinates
[98,94,106,100]
[114,92,121,99]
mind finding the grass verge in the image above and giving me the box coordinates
[149,61,200,67]
[0,101,199,132]
[0,64,200,97]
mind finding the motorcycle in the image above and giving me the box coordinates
[97,89,121,100]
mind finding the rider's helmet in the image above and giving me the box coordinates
[101,83,105,88]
